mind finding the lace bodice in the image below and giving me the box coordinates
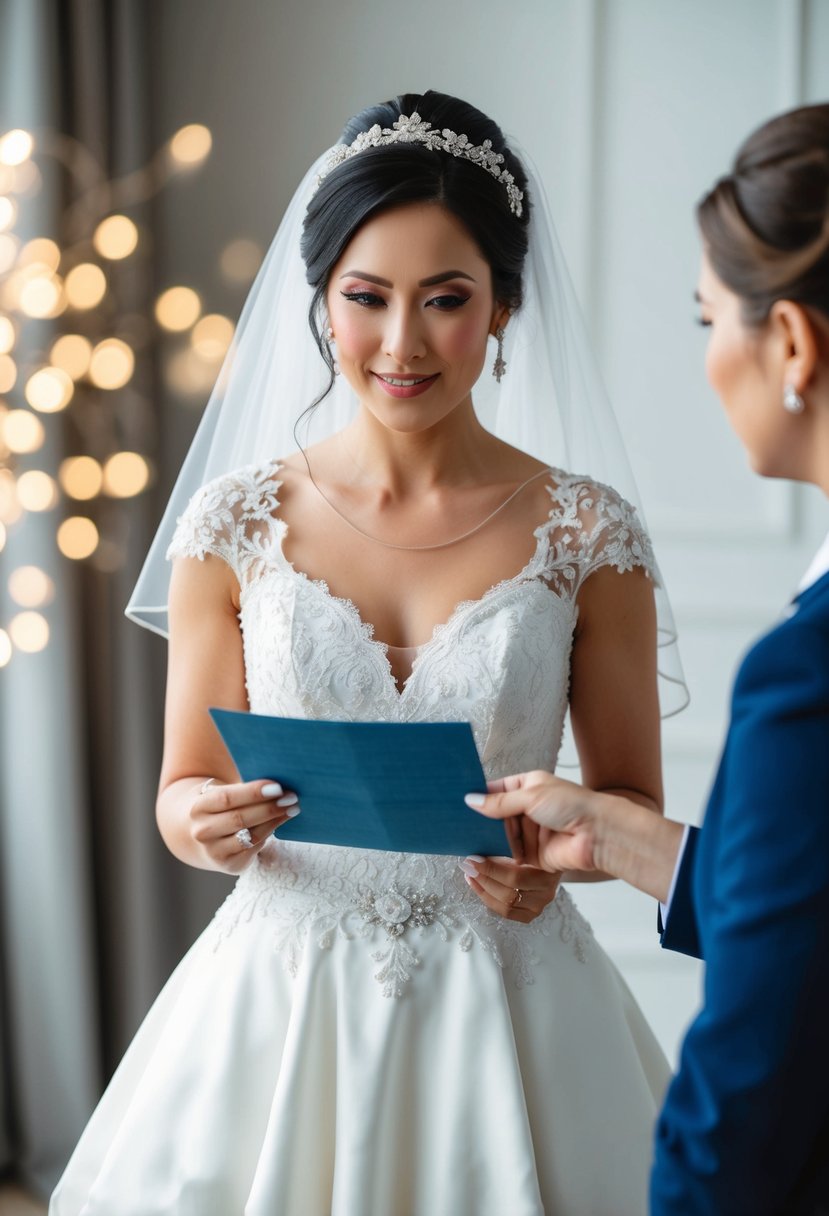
[167,461,657,995]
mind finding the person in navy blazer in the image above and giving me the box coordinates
[467,102,829,1215]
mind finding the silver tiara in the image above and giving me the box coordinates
[315,112,524,218]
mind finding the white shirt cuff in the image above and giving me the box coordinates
[660,823,691,925]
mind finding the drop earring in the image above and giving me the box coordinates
[493,326,507,383]
[325,326,340,375]
[783,383,805,414]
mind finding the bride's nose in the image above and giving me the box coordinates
[382,306,428,366]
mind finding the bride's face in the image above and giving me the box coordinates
[326,202,506,432]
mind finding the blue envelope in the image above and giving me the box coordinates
[209,709,507,856]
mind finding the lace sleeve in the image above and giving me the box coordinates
[165,463,283,584]
[542,474,660,598]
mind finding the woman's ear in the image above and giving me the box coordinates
[769,299,819,393]
[490,305,511,337]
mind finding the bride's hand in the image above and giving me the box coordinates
[188,779,301,874]
[458,854,561,923]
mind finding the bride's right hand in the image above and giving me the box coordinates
[188,779,301,874]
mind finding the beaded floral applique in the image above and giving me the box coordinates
[209,845,592,998]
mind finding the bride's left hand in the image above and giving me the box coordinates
[459,854,561,923]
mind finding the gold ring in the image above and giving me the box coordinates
[511,888,524,908]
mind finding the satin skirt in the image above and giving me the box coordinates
[50,845,669,1216]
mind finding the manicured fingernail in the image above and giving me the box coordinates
[464,874,475,887]
[459,858,479,877]
[261,782,283,798]
[285,805,301,818]
[276,792,298,808]
[464,794,485,809]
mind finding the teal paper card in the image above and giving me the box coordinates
[209,710,506,857]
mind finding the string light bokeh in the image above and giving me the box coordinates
[0,121,259,667]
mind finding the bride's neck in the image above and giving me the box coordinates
[343,400,498,494]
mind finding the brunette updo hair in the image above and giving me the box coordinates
[698,103,829,326]
[300,90,531,386]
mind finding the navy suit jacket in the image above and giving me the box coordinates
[653,571,829,1215]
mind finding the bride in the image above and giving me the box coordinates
[51,90,687,1215]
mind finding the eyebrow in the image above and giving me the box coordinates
[339,269,476,287]
[694,290,706,304]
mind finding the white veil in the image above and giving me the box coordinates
[126,140,689,718]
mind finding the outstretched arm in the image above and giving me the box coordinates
[467,770,684,901]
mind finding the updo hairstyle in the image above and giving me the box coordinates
[300,90,532,388]
[697,102,829,326]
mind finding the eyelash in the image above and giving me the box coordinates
[340,291,470,311]
[695,317,712,328]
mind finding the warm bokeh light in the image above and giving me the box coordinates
[0,196,17,232]
[93,214,139,260]
[89,338,135,389]
[18,237,60,271]
[0,628,11,668]
[16,469,58,511]
[0,314,14,354]
[154,285,201,332]
[50,333,92,379]
[25,366,74,412]
[0,130,34,166]
[3,409,45,453]
[18,273,64,319]
[9,160,40,196]
[9,610,49,653]
[57,515,99,559]
[102,451,150,497]
[219,238,263,285]
[165,346,218,397]
[191,313,234,361]
[8,565,54,608]
[169,124,212,166]
[65,262,107,309]
[0,234,19,274]
[59,455,103,500]
[0,469,21,524]
[0,354,16,393]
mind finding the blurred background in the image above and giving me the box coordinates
[1,0,827,1207]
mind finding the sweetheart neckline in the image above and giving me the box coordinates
[243,459,566,698]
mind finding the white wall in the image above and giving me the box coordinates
[152,0,829,1064]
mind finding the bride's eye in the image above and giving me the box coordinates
[427,294,470,310]
[340,290,385,307]
[695,316,712,328]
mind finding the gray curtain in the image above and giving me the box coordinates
[0,0,228,1195]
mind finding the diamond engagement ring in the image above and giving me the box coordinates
[235,828,253,849]
[199,777,217,796]
[510,888,524,908]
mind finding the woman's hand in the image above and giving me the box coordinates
[466,770,684,902]
[187,778,301,875]
[459,853,562,923]
[466,770,602,875]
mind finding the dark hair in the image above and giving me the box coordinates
[300,90,531,396]
[697,103,829,326]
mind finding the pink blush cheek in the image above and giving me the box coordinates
[440,315,490,360]
[330,315,377,365]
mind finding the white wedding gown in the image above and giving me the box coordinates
[51,461,669,1216]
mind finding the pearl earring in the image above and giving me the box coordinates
[783,383,805,414]
[493,326,507,383]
